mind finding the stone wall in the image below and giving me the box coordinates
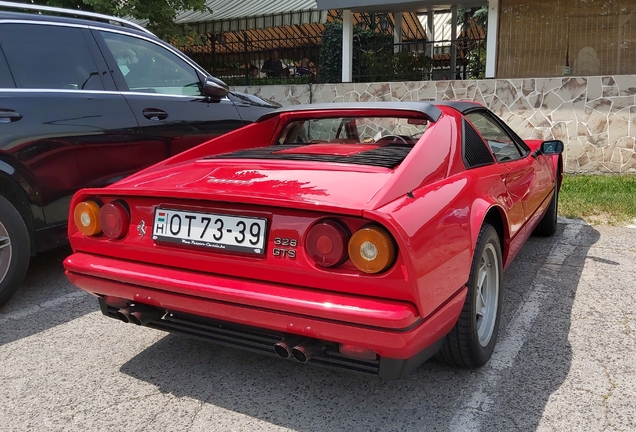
[232,75,636,173]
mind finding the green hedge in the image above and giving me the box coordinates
[319,21,432,83]
[221,75,314,86]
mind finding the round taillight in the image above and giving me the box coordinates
[305,220,349,267]
[348,226,396,274]
[73,201,101,236]
[99,201,130,239]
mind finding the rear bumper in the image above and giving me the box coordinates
[65,252,466,379]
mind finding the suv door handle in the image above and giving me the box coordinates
[0,110,23,123]
[142,108,168,121]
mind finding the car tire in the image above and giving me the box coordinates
[533,184,559,237]
[437,223,503,368]
[0,196,30,308]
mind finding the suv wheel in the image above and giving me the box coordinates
[0,196,30,307]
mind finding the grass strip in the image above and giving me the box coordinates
[559,174,636,225]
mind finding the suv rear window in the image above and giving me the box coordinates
[0,46,14,88]
[0,23,103,90]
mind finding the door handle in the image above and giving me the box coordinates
[0,111,22,123]
[142,108,168,121]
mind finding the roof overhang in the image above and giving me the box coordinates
[315,0,487,12]
[188,10,328,34]
[131,0,328,32]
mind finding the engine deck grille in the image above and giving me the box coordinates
[210,144,411,169]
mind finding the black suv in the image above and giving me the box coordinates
[0,2,278,306]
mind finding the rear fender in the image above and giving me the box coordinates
[0,157,41,204]
[469,198,510,265]
[0,159,40,255]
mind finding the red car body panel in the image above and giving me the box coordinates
[66,253,468,359]
[64,101,562,379]
[92,161,392,215]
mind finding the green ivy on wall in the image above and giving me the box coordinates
[222,75,314,86]
[319,21,347,83]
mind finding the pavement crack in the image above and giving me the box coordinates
[150,394,174,424]
[600,365,617,432]
[586,304,604,317]
[185,400,205,432]
[621,310,631,336]
[571,358,618,430]
[85,390,165,419]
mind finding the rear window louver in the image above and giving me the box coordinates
[463,120,495,169]
[209,144,412,169]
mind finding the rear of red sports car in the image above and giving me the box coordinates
[64,102,560,379]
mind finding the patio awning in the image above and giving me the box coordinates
[170,0,327,33]
[168,0,427,40]
[180,10,427,55]
[315,0,487,12]
[169,1,428,55]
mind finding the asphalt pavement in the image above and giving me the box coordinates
[0,218,634,432]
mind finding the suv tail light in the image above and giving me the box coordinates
[348,226,396,274]
[305,220,350,267]
[99,201,130,239]
[73,201,101,236]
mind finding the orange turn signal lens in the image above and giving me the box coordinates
[348,226,396,274]
[73,201,101,236]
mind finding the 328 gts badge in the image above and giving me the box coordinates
[272,237,297,259]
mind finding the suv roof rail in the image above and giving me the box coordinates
[0,0,154,36]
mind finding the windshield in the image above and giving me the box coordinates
[277,117,430,146]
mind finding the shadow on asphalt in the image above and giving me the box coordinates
[0,245,94,347]
[116,221,598,431]
[478,221,601,430]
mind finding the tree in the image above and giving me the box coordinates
[457,7,488,28]
[455,7,488,79]
[20,0,208,41]
[320,21,395,83]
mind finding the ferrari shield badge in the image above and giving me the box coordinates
[137,220,146,239]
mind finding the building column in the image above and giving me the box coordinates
[426,11,434,58]
[451,7,457,79]
[486,0,499,78]
[342,9,353,82]
[393,12,402,53]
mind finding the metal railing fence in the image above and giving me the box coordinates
[178,33,486,85]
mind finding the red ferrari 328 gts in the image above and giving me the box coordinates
[64,101,563,379]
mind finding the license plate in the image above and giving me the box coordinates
[152,208,267,255]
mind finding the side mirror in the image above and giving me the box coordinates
[203,76,229,100]
[540,140,564,155]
